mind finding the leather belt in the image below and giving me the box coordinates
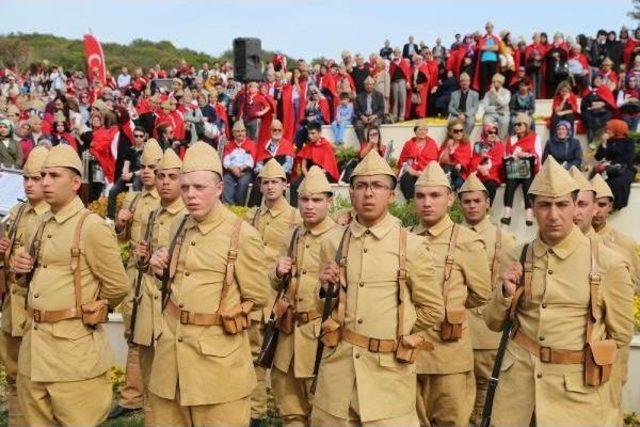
[512,330,584,364]
[166,299,222,326]
[28,307,80,323]
[295,310,321,325]
[342,329,398,353]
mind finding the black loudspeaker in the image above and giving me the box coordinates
[233,38,262,82]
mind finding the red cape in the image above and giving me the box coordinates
[506,132,540,172]
[595,85,618,111]
[222,138,256,160]
[524,42,549,96]
[446,47,467,78]
[215,103,230,140]
[624,38,640,69]
[552,92,579,116]
[254,137,295,164]
[281,84,296,142]
[90,126,119,183]
[406,62,431,119]
[295,138,339,181]
[397,137,439,174]
[257,94,277,146]
[472,34,501,91]
[438,141,472,178]
[470,141,505,184]
[319,73,338,119]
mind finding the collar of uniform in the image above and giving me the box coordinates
[161,197,185,215]
[584,226,598,239]
[31,200,49,216]
[188,203,228,234]
[306,216,336,237]
[264,197,290,218]
[597,223,613,238]
[143,187,159,200]
[465,214,491,233]
[51,196,85,224]
[422,215,454,237]
[350,212,395,239]
[533,225,585,260]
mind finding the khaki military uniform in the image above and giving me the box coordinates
[130,197,186,425]
[484,226,634,426]
[271,216,338,426]
[248,198,302,419]
[411,215,491,426]
[0,200,49,426]
[462,216,516,426]
[117,188,160,411]
[311,213,445,426]
[17,197,129,426]
[148,204,270,426]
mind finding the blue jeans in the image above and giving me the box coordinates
[331,121,348,144]
[222,171,253,206]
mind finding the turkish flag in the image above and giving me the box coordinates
[83,34,106,86]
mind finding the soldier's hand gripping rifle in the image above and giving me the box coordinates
[128,210,157,344]
[256,226,301,368]
[481,243,529,427]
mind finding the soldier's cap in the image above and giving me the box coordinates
[259,158,287,180]
[458,172,488,194]
[181,140,223,177]
[42,144,83,177]
[415,161,451,190]
[298,165,333,196]
[140,139,164,166]
[232,120,246,132]
[157,147,182,171]
[568,166,595,194]
[590,173,614,200]
[349,150,396,186]
[23,145,50,176]
[528,157,578,198]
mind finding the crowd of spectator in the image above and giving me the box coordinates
[0,24,638,219]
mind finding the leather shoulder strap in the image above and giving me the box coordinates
[166,215,190,282]
[335,228,352,326]
[220,218,244,308]
[71,209,92,309]
[252,208,261,229]
[287,227,303,304]
[128,192,143,213]
[397,227,408,338]
[490,227,503,285]
[289,207,298,229]
[442,224,460,304]
[24,215,49,307]
[586,239,601,343]
[509,243,531,321]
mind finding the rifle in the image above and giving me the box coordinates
[0,214,12,304]
[310,229,349,395]
[128,210,157,345]
[161,215,189,310]
[481,243,529,427]
[256,226,301,368]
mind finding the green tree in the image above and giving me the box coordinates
[629,0,640,20]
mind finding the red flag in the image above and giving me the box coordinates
[83,34,106,86]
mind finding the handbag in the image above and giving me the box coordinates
[504,156,534,180]
[411,92,421,105]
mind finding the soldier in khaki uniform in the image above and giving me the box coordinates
[569,167,602,241]
[410,162,492,427]
[311,150,445,426]
[147,141,269,426]
[129,148,186,425]
[110,139,163,419]
[12,145,130,426]
[248,158,302,425]
[0,146,50,426]
[485,158,634,426]
[270,166,339,426]
[457,173,516,426]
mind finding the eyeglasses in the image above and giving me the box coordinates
[271,128,283,132]
[134,134,145,138]
[353,181,391,193]
[514,122,526,126]
[452,128,464,133]
[485,130,498,135]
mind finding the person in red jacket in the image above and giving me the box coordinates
[438,119,472,190]
[397,120,439,199]
[501,113,541,226]
[469,122,505,203]
[50,113,78,152]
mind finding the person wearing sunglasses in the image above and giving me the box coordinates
[469,122,505,203]
[438,120,472,191]
[501,112,541,226]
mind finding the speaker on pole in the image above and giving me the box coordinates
[233,38,262,83]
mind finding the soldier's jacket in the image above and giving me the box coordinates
[597,223,640,288]
[248,198,302,320]
[411,215,492,374]
[484,226,634,426]
[313,213,444,422]
[131,197,186,347]
[1,201,49,337]
[148,205,270,406]
[18,197,129,382]
[463,216,516,350]
[271,215,338,378]
[118,188,160,271]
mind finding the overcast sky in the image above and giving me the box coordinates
[1,0,636,60]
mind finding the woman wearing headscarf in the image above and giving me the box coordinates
[501,112,541,226]
[0,119,23,168]
[542,120,582,169]
[594,119,636,209]
[469,121,505,203]
[617,74,640,131]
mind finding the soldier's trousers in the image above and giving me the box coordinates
[610,345,630,425]
[149,391,250,427]
[311,383,419,426]
[139,344,156,427]
[118,344,145,409]
[0,332,25,427]
[471,349,497,426]
[248,319,268,419]
[416,370,475,427]
[17,372,112,426]
[271,366,313,426]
